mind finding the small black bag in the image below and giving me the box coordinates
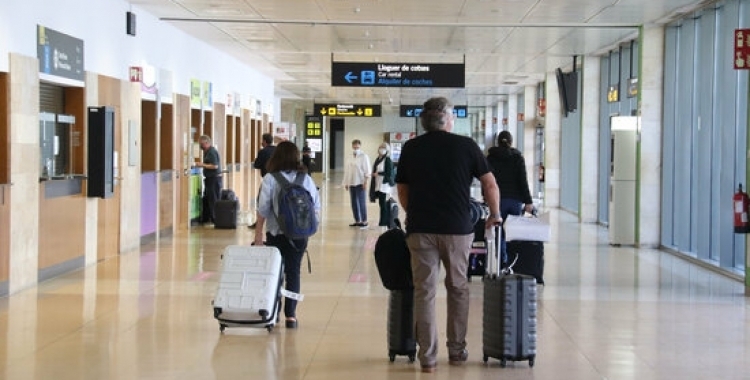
[374,219,413,290]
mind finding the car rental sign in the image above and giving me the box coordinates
[331,62,465,88]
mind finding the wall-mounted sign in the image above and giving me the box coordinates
[399,105,467,118]
[735,29,750,69]
[37,25,84,82]
[313,103,381,117]
[518,113,525,122]
[190,79,202,108]
[332,62,465,88]
[607,84,620,103]
[627,78,638,98]
[305,115,323,138]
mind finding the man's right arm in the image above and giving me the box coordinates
[397,184,409,210]
[479,172,501,228]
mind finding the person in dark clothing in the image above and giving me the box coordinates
[301,144,313,172]
[486,130,534,264]
[254,133,276,177]
[195,135,222,226]
[396,97,500,373]
[249,133,276,229]
[369,142,395,228]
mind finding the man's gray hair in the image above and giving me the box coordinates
[420,97,453,132]
[199,135,212,144]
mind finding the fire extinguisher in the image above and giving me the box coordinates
[538,163,545,183]
[734,183,750,233]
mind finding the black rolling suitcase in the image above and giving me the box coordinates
[483,225,538,368]
[374,218,416,362]
[387,288,416,362]
[506,240,545,285]
[214,189,239,229]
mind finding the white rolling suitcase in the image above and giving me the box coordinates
[212,245,284,332]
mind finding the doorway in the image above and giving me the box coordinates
[330,119,345,170]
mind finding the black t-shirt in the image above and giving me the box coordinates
[254,145,276,177]
[395,131,490,234]
[203,146,221,177]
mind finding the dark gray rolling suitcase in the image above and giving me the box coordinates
[387,288,416,362]
[386,197,399,229]
[483,225,538,367]
[214,199,239,229]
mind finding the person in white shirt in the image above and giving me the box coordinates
[342,139,371,228]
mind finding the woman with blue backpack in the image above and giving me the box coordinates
[253,141,321,329]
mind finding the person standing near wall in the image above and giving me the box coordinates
[195,135,222,226]
[343,139,371,228]
[370,142,394,229]
[486,130,533,264]
[395,97,500,373]
[249,133,276,229]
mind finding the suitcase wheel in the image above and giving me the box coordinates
[482,354,488,363]
[500,358,507,368]
[219,324,227,333]
[266,325,274,333]
[389,353,396,363]
[528,357,535,367]
[408,354,415,363]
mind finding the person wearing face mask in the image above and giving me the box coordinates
[342,139,371,228]
[370,142,395,229]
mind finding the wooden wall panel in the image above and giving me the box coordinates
[64,86,86,175]
[225,115,235,165]
[158,177,173,232]
[0,74,7,281]
[0,185,9,282]
[160,103,174,170]
[0,73,8,184]
[141,100,157,172]
[96,75,121,261]
[38,192,86,268]
[176,95,191,230]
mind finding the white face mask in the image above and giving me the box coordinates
[378,148,387,155]
[353,148,361,155]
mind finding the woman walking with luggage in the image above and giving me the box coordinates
[486,131,534,265]
[253,141,321,328]
[370,142,395,229]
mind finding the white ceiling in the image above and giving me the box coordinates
[128,0,712,107]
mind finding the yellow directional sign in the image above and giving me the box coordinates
[314,103,381,117]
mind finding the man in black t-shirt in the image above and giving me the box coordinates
[196,135,222,225]
[395,97,500,373]
[249,133,276,228]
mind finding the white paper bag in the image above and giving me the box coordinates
[504,214,551,242]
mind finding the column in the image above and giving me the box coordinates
[508,95,518,141]
[8,53,40,293]
[523,86,537,192]
[638,26,664,248]
[580,56,601,223]
[544,72,562,208]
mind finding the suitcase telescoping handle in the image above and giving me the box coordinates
[485,224,503,278]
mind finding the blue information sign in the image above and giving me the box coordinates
[400,105,467,118]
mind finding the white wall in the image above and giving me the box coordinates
[0,0,274,107]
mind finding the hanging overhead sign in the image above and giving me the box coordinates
[313,103,381,117]
[332,62,465,88]
[399,105,467,118]
[37,25,84,82]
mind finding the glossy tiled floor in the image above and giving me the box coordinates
[1,175,749,380]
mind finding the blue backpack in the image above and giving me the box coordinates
[271,172,318,239]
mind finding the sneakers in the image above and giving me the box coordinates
[448,349,469,365]
[420,364,436,373]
